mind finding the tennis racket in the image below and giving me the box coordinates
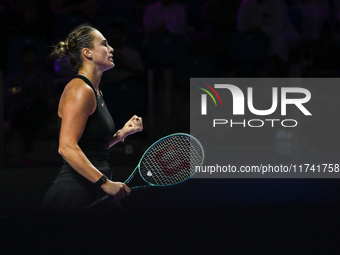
[84,133,204,210]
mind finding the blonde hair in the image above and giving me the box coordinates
[52,24,96,70]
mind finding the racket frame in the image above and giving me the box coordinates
[131,132,204,189]
[84,133,204,209]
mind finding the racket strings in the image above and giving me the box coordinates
[83,133,204,210]
[139,135,203,186]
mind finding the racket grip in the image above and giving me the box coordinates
[83,194,110,210]
[84,185,147,210]
[84,178,134,210]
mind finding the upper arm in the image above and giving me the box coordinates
[59,81,96,148]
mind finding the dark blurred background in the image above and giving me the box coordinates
[1,0,340,254]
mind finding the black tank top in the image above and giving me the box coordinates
[58,75,115,170]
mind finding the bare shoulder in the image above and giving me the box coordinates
[58,78,96,118]
[64,78,95,98]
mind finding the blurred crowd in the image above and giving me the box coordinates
[1,0,340,165]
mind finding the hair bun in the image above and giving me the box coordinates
[54,41,69,58]
[51,24,96,70]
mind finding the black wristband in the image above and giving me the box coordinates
[95,174,108,187]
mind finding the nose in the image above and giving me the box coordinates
[109,45,114,53]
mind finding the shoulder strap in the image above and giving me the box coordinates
[75,74,97,96]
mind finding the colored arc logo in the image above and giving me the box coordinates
[197,83,222,106]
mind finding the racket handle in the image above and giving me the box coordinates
[84,170,136,210]
[83,194,110,210]
[83,184,150,210]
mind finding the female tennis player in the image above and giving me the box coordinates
[40,24,143,216]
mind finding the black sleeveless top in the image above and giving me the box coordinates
[40,75,119,216]
[58,75,115,170]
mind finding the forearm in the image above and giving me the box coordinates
[59,145,103,183]
[109,129,125,148]
[109,115,143,148]
[59,144,131,199]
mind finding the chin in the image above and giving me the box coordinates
[103,63,115,72]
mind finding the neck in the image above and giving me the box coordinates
[77,67,102,91]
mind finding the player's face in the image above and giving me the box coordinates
[90,30,114,71]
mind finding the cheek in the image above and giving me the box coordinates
[94,51,106,60]
[101,49,108,57]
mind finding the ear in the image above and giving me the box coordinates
[82,48,92,60]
